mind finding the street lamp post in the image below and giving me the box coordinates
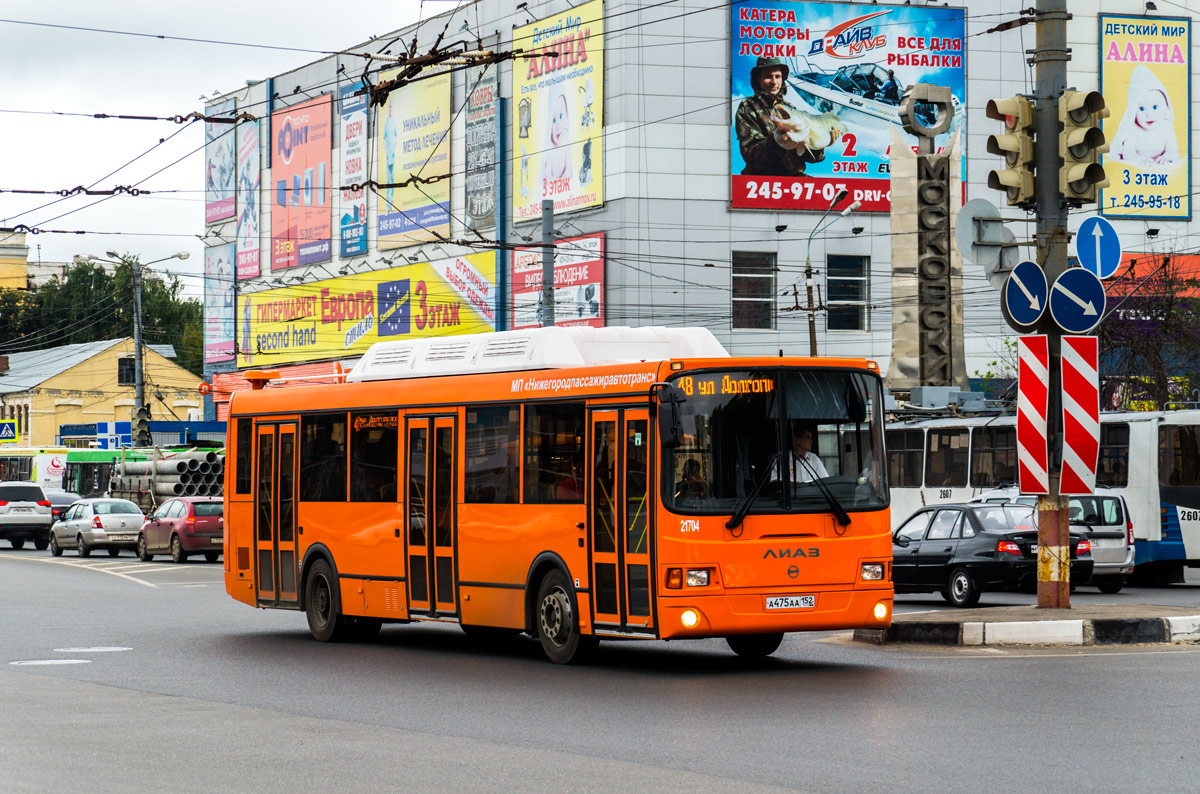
[803,190,861,356]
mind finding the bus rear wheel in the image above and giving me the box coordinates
[536,570,597,665]
[305,559,349,642]
[726,632,783,658]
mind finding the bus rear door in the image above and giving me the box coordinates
[589,408,654,634]
[255,420,299,608]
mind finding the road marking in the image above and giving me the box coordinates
[54,647,131,653]
[10,659,91,666]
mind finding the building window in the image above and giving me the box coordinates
[826,255,869,331]
[118,358,135,386]
[732,251,775,330]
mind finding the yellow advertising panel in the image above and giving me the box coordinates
[235,252,497,367]
[377,68,451,247]
[512,0,603,221]
[1100,14,1191,219]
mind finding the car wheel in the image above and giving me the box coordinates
[136,536,153,562]
[536,569,597,664]
[49,534,63,557]
[1097,576,1125,595]
[947,567,980,608]
[34,537,48,551]
[170,535,188,564]
[77,535,91,558]
[108,548,121,558]
[726,632,785,658]
[10,539,24,550]
[304,558,351,642]
[203,552,220,563]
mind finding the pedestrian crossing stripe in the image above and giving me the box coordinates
[0,421,17,442]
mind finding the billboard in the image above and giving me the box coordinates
[512,233,604,330]
[270,94,333,270]
[465,39,500,232]
[339,82,369,257]
[204,99,236,224]
[204,243,236,364]
[1099,15,1191,220]
[236,251,497,367]
[730,1,966,212]
[235,119,261,279]
[377,68,451,248]
[512,0,604,222]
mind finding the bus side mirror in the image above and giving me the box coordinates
[653,384,685,449]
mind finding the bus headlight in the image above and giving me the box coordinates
[686,569,710,587]
[680,609,700,628]
[861,563,885,581]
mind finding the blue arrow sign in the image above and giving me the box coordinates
[1076,217,1122,279]
[1004,260,1048,328]
[1050,268,1106,334]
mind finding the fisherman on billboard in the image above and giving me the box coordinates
[735,56,844,177]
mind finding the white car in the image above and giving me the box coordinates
[972,487,1135,593]
[49,498,146,558]
[0,481,54,550]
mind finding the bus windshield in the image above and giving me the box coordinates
[664,368,887,515]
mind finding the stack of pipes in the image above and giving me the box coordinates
[109,450,224,510]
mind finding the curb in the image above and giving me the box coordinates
[854,614,1200,646]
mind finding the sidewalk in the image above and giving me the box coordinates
[855,604,1200,647]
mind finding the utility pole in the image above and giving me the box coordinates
[132,256,145,424]
[540,198,555,327]
[1033,0,1071,607]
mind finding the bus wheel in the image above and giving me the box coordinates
[726,632,783,658]
[305,559,350,642]
[536,570,597,665]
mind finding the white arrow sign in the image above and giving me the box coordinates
[1091,223,1104,276]
[1011,271,1041,311]
[1054,280,1098,316]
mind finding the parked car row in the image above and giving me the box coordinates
[891,488,1136,607]
[0,481,222,563]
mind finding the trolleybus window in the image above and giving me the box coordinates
[663,369,885,513]
[465,406,520,504]
[1098,423,1129,488]
[1160,426,1200,487]
[970,426,1016,487]
[523,403,585,503]
[300,413,347,502]
[886,429,923,488]
[350,412,398,502]
[926,429,968,488]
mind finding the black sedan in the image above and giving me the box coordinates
[892,503,1093,607]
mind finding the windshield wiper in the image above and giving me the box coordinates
[795,455,852,527]
[726,452,779,531]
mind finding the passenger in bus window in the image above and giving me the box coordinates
[674,458,706,500]
[555,464,582,501]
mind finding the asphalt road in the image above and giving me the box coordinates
[3,547,1200,793]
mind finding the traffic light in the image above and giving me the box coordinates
[1058,89,1109,205]
[985,97,1036,208]
[133,404,151,447]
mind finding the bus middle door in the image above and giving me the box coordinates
[405,415,459,618]
[254,420,299,608]
[589,408,653,634]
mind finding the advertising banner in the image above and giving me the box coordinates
[236,251,497,367]
[465,38,500,232]
[730,1,966,212]
[270,94,333,270]
[339,82,369,257]
[235,119,261,279]
[512,0,604,222]
[1099,15,1191,220]
[512,233,604,330]
[205,99,236,224]
[377,69,451,248]
[204,243,236,363]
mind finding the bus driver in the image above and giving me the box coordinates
[778,426,829,484]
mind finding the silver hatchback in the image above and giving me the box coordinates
[0,481,54,550]
[49,499,145,558]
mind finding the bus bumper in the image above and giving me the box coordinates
[656,587,893,640]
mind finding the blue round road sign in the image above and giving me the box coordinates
[1076,217,1122,280]
[1050,268,1106,334]
[1004,260,1048,328]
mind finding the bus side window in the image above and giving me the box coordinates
[350,412,399,502]
[235,417,253,494]
[523,403,585,504]
[300,413,348,502]
[465,406,520,504]
[925,429,968,489]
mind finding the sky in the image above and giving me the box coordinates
[0,0,436,294]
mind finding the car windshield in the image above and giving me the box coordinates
[0,484,43,502]
[193,502,223,517]
[972,505,1037,532]
[663,368,886,515]
[94,501,140,515]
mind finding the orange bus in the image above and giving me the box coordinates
[224,327,893,663]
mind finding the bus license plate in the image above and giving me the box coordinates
[765,595,815,610]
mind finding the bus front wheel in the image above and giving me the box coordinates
[536,570,597,665]
[305,559,349,642]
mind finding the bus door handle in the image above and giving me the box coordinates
[298,526,303,535]
[395,528,401,538]
[576,522,585,530]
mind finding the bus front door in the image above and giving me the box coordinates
[589,409,654,634]
[405,416,459,617]
[254,420,299,608]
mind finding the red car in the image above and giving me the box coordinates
[137,497,224,563]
